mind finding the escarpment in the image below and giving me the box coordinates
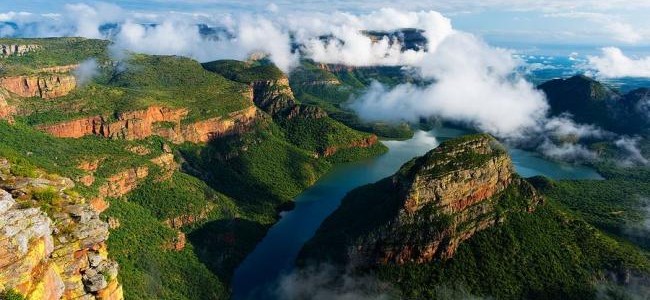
[0,44,40,57]
[38,105,259,143]
[0,74,76,99]
[301,134,542,266]
[0,158,123,300]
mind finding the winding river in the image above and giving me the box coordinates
[231,128,602,299]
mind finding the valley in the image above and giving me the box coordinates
[0,33,648,300]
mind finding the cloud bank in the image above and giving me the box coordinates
[2,3,642,163]
[275,264,396,300]
[588,47,650,78]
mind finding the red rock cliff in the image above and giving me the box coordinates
[0,74,76,99]
[38,106,259,143]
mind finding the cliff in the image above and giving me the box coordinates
[0,74,76,99]
[0,158,123,300]
[0,90,14,121]
[0,44,40,57]
[300,134,542,266]
[38,106,259,143]
[251,77,296,115]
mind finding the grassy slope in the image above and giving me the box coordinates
[289,60,414,139]
[202,59,388,163]
[0,37,110,75]
[16,54,251,126]
[379,203,649,299]
[0,121,232,299]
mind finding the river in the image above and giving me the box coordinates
[231,129,602,299]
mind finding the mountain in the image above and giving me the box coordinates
[299,134,650,299]
[0,37,386,299]
[539,75,650,134]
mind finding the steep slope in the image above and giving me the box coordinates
[539,75,649,134]
[202,59,386,161]
[300,134,541,265]
[289,60,417,139]
[300,134,650,299]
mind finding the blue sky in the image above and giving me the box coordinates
[2,0,650,54]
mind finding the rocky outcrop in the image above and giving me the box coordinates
[251,77,296,115]
[0,158,123,300]
[150,153,178,181]
[320,135,378,157]
[350,135,541,265]
[0,90,14,122]
[284,105,328,120]
[302,134,542,267]
[0,44,40,57]
[163,204,214,229]
[164,232,186,252]
[98,167,149,199]
[0,74,76,99]
[38,106,259,144]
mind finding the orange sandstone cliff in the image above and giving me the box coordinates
[0,158,123,300]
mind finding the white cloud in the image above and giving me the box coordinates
[73,59,100,86]
[615,136,649,166]
[349,32,548,139]
[537,139,598,162]
[275,264,395,300]
[587,47,650,78]
[64,2,124,38]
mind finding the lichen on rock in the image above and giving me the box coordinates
[0,159,123,300]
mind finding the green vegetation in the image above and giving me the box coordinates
[16,54,251,126]
[276,114,387,163]
[289,60,415,139]
[301,133,650,299]
[0,120,165,196]
[201,58,388,163]
[179,122,331,221]
[105,199,228,300]
[0,289,25,300]
[302,173,650,299]
[127,172,237,222]
[202,59,284,82]
[0,37,110,75]
[377,203,649,299]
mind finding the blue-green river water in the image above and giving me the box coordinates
[231,129,602,299]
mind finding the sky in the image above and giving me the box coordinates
[2,0,650,54]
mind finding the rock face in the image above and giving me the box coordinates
[0,90,14,121]
[251,77,296,115]
[320,135,379,157]
[301,134,542,267]
[98,167,149,199]
[38,105,259,143]
[0,75,76,99]
[0,158,123,300]
[0,44,40,57]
